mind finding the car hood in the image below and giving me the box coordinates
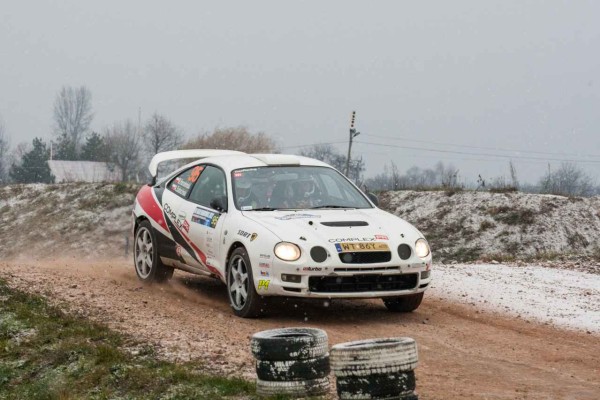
[241,208,424,246]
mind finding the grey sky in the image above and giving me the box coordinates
[1,0,599,183]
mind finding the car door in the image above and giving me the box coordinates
[159,166,201,266]
[180,164,229,278]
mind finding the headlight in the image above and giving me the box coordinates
[415,238,430,258]
[274,242,301,261]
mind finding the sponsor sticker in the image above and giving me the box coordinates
[259,262,270,268]
[275,213,321,220]
[257,280,270,290]
[302,267,322,272]
[189,166,203,183]
[260,270,270,277]
[259,254,271,260]
[375,234,389,240]
[192,207,220,228]
[335,242,390,253]
[182,220,190,233]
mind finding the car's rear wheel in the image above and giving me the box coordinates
[227,247,267,318]
[382,292,424,312]
[134,220,174,283]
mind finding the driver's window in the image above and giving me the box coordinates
[188,165,227,210]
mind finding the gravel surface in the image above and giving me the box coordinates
[1,258,599,399]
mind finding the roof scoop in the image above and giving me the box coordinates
[320,221,369,227]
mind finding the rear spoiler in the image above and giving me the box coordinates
[148,149,245,184]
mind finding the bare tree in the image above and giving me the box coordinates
[53,86,94,155]
[143,113,184,155]
[539,162,595,197]
[183,126,279,153]
[299,143,365,182]
[0,117,9,184]
[104,120,142,182]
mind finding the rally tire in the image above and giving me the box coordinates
[256,377,330,397]
[382,293,424,313]
[134,221,174,283]
[227,247,267,318]
[331,338,418,377]
[336,371,416,399]
[251,328,329,361]
[256,354,330,381]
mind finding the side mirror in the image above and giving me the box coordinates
[210,196,228,213]
[367,192,379,207]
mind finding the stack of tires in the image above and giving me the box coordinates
[251,328,331,398]
[331,337,419,400]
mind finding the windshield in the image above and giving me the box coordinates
[231,166,372,211]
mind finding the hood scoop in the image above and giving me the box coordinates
[320,221,369,227]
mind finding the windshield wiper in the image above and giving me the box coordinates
[310,205,356,209]
[246,207,278,211]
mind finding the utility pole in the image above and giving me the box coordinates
[345,111,360,177]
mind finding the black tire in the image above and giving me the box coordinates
[134,220,174,283]
[251,328,329,361]
[331,338,418,377]
[383,292,424,313]
[256,354,330,381]
[227,247,266,318]
[256,377,330,397]
[336,371,416,399]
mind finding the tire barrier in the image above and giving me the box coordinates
[331,338,419,400]
[251,328,330,398]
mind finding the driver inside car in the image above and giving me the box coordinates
[236,176,259,209]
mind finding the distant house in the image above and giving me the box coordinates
[48,160,121,183]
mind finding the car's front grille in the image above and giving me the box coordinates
[308,274,418,293]
[338,251,392,264]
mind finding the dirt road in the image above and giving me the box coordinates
[1,259,598,400]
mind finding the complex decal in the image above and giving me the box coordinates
[164,204,190,233]
[192,207,220,228]
[335,242,390,253]
[329,237,378,243]
[257,280,270,290]
[275,213,321,220]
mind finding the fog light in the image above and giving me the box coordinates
[420,270,431,279]
[281,274,301,283]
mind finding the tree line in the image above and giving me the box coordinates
[0,85,596,197]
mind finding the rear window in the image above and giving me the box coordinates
[167,165,204,198]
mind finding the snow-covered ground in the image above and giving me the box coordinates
[430,263,600,333]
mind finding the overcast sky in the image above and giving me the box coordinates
[1,1,599,183]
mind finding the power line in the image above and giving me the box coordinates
[362,133,600,160]
[354,140,600,164]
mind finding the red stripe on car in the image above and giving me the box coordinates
[136,186,169,233]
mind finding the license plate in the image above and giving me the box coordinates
[335,242,390,252]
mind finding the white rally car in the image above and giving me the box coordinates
[132,150,432,318]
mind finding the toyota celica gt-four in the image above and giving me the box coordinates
[132,150,432,317]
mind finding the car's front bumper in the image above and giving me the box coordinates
[258,266,432,299]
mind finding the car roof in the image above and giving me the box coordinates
[172,153,333,178]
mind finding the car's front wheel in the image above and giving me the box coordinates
[134,220,174,283]
[382,292,424,312]
[227,247,267,318]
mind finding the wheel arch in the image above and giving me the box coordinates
[225,241,247,273]
[134,215,150,234]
